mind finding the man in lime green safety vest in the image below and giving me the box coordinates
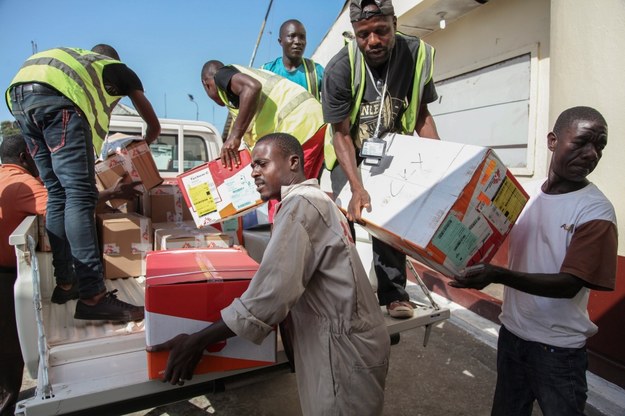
[201,60,326,180]
[5,44,160,323]
[261,19,324,101]
[322,0,440,321]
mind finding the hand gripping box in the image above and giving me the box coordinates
[177,149,263,228]
[145,248,276,379]
[95,134,163,208]
[336,134,529,277]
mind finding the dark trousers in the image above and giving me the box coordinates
[0,270,23,416]
[330,164,409,305]
[492,326,588,416]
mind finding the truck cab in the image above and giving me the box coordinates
[108,114,223,178]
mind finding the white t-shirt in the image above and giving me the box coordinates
[500,180,617,348]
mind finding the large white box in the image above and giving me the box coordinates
[336,134,529,277]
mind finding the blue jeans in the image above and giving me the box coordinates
[492,326,588,416]
[9,84,106,299]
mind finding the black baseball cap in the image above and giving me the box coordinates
[350,0,395,22]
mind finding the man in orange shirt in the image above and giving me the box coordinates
[0,134,46,415]
[0,134,142,415]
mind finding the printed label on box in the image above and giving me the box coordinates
[103,243,120,256]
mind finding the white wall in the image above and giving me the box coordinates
[550,0,625,255]
[424,0,551,179]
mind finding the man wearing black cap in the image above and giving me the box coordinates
[322,0,440,319]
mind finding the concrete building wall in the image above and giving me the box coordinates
[550,0,625,254]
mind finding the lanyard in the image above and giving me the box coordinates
[364,48,392,139]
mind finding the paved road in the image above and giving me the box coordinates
[121,319,503,416]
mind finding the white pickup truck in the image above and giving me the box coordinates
[10,114,450,415]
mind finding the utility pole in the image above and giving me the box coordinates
[188,94,199,121]
[249,0,274,67]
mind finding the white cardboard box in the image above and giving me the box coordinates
[177,149,262,228]
[153,221,232,250]
[336,134,529,277]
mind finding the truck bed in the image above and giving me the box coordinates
[11,215,449,416]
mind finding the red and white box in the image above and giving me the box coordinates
[145,248,276,379]
[177,149,263,228]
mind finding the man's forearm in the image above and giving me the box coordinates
[415,105,439,140]
[194,319,236,348]
[495,269,584,299]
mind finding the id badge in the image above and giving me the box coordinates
[360,137,386,159]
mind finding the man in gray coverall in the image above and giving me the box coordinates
[148,133,390,415]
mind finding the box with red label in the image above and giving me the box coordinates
[336,134,529,277]
[97,213,152,278]
[149,182,193,223]
[177,149,263,228]
[153,221,232,250]
[95,134,163,208]
[145,248,276,379]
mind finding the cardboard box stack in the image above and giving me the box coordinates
[95,134,163,208]
[97,212,152,279]
[336,134,529,277]
[177,149,263,228]
[145,248,276,379]
[153,221,232,250]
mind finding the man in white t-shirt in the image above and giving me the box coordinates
[450,106,618,416]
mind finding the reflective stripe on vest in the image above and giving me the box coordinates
[6,47,122,154]
[302,58,320,100]
[323,35,435,170]
[217,65,324,149]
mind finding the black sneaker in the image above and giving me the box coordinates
[74,290,144,322]
[51,284,79,304]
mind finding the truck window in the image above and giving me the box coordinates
[148,134,209,173]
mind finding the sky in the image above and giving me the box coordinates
[0,0,345,132]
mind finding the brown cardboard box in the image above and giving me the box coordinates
[149,183,193,223]
[95,135,163,208]
[98,213,152,279]
[153,221,231,250]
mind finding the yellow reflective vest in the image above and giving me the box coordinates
[324,35,435,170]
[302,58,320,100]
[6,47,123,155]
[217,65,325,150]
